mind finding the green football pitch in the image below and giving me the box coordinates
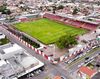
[15,18,87,44]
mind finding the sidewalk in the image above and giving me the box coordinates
[42,44,68,59]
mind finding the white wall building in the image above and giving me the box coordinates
[0,32,6,40]
[0,43,44,79]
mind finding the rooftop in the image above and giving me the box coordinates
[0,43,44,79]
[79,66,96,77]
[54,76,61,79]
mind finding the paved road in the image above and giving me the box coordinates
[67,47,100,73]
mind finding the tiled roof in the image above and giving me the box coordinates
[79,66,96,77]
[54,76,61,79]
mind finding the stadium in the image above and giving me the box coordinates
[0,0,100,79]
[13,13,98,45]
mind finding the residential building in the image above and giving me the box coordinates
[77,66,96,79]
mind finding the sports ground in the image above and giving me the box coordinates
[15,18,87,44]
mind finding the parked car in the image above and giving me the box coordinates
[85,57,89,60]
[85,57,93,64]
[61,76,66,79]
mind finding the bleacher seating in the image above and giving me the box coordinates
[43,13,98,30]
[82,23,97,30]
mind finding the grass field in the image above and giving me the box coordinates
[15,18,87,44]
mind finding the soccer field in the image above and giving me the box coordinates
[15,18,87,44]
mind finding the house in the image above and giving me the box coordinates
[54,76,61,79]
[77,66,96,79]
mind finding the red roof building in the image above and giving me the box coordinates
[77,66,96,79]
[54,76,61,79]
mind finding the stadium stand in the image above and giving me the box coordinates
[43,13,98,30]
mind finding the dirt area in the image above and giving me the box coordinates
[42,44,68,59]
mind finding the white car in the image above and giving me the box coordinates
[78,63,84,68]
[67,60,73,64]
[61,76,66,79]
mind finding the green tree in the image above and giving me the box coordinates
[72,8,79,15]
[20,5,28,11]
[52,5,57,14]
[71,0,75,3]
[57,5,64,10]
[19,1,24,4]
[56,35,77,49]
[0,5,6,12]
[0,5,11,15]
[97,1,100,6]
[2,9,11,15]
[47,8,51,11]
[39,6,43,10]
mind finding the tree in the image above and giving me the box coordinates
[97,1,100,6]
[52,5,57,14]
[19,1,24,4]
[20,5,29,11]
[0,5,6,12]
[71,0,75,3]
[55,35,77,49]
[72,8,79,15]
[39,6,43,10]
[0,5,11,15]
[2,9,11,15]
[57,5,64,10]
[47,8,51,11]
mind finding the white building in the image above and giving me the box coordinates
[0,32,6,40]
[0,43,44,79]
